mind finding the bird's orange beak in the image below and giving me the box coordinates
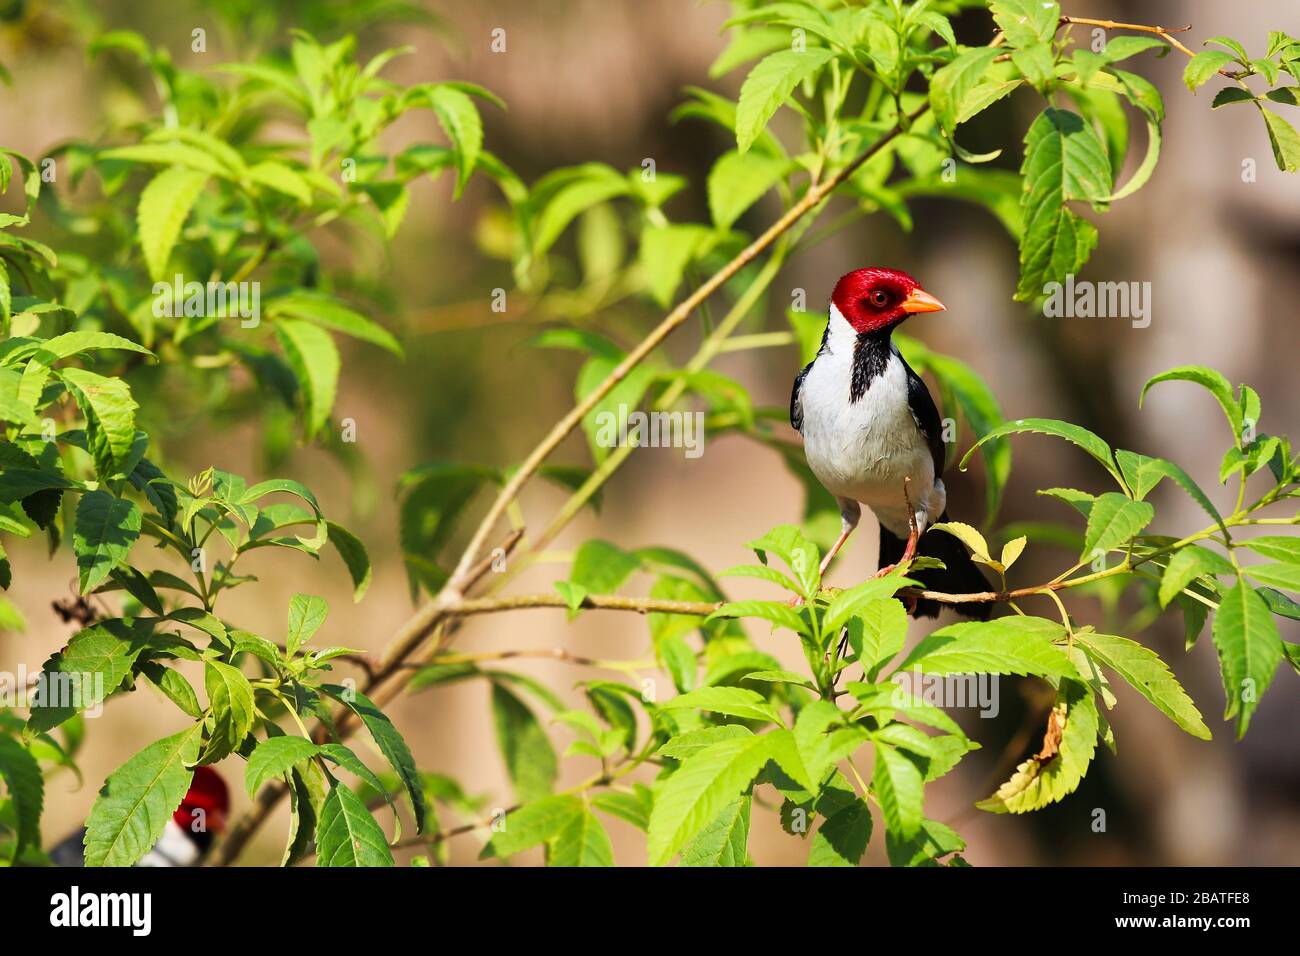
[901,288,946,314]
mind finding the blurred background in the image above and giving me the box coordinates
[1,0,1297,865]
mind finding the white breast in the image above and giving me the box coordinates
[798,305,945,536]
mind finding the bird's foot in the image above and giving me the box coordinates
[787,593,806,608]
[873,562,899,578]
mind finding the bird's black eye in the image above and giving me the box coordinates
[868,289,891,308]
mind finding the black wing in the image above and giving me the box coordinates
[899,352,945,478]
[790,360,813,432]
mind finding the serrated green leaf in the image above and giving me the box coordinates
[287,594,328,655]
[548,807,614,866]
[275,318,340,438]
[137,166,209,281]
[0,734,42,859]
[84,723,202,867]
[428,85,483,197]
[1184,50,1236,92]
[72,491,141,593]
[245,735,321,798]
[735,48,834,154]
[896,617,1075,678]
[1075,631,1211,739]
[316,781,394,867]
[1081,492,1154,561]
[1015,108,1111,300]
[322,685,427,832]
[659,686,783,725]
[489,682,556,802]
[647,732,775,865]
[707,148,786,230]
[872,742,923,839]
[202,659,255,763]
[680,797,750,867]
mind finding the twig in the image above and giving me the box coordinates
[1060,15,1238,77]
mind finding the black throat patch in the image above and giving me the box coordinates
[849,331,892,404]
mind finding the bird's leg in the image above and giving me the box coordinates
[874,478,921,578]
[819,498,861,577]
[789,499,859,607]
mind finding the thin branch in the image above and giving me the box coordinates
[444,111,923,589]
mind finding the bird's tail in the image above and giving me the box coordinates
[880,512,992,619]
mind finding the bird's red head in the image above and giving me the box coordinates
[174,766,230,836]
[830,267,945,335]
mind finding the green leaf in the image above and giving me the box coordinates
[896,617,1076,678]
[73,491,142,593]
[1212,87,1257,109]
[287,594,328,655]
[707,149,786,230]
[275,318,340,438]
[137,166,209,282]
[1100,36,1166,64]
[962,417,1121,486]
[490,682,557,802]
[989,0,1060,48]
[1159,545,1229,608]
[428,85,483,197]
[1011,42,1056,93]
[977,680,1097,813]
[139,662,201,718]
[638,223,713,308]
[886,817,965,867]
[930,47,1001,136]
[1081,492,1154,561]
[680,797,750,867]
[1258,105,1300,172]
[658,725,752,761]
[1241,536,1300,564]
[1213,580,1283,738]
[872,742,924,839]
[531,164,630,257]
[60,368,139,479]
[484,794,582,858]
[245,160,312,204]
[735,48,834,154]
[245,735,321,798]
[822,576,917,634]
[1015,108,1111,300]
[849,598,909,681]
[27,619,149,733]
[708,599,810,636]
[1140,365,1243,439]
[548,807,615,867]
[1243,563,1300,592]
[84,723,203,867]
[647,731,775,866]
[322,685,427,832]
[591,789,651,831]
[1074,632,1211,739]
[0,734,42,859]
[659,686,783,725]
[202,660,255,763]
[570,539,641,595]
[1184,50,1236,92]
[808,792,872,867]
[327,521,372,602]
[267,292,402,357]
[316,781,394,867]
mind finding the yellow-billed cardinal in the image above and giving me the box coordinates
[791,267,992,618]
[48,766,229,866]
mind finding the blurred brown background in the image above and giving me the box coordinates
[1,0,1297,865]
